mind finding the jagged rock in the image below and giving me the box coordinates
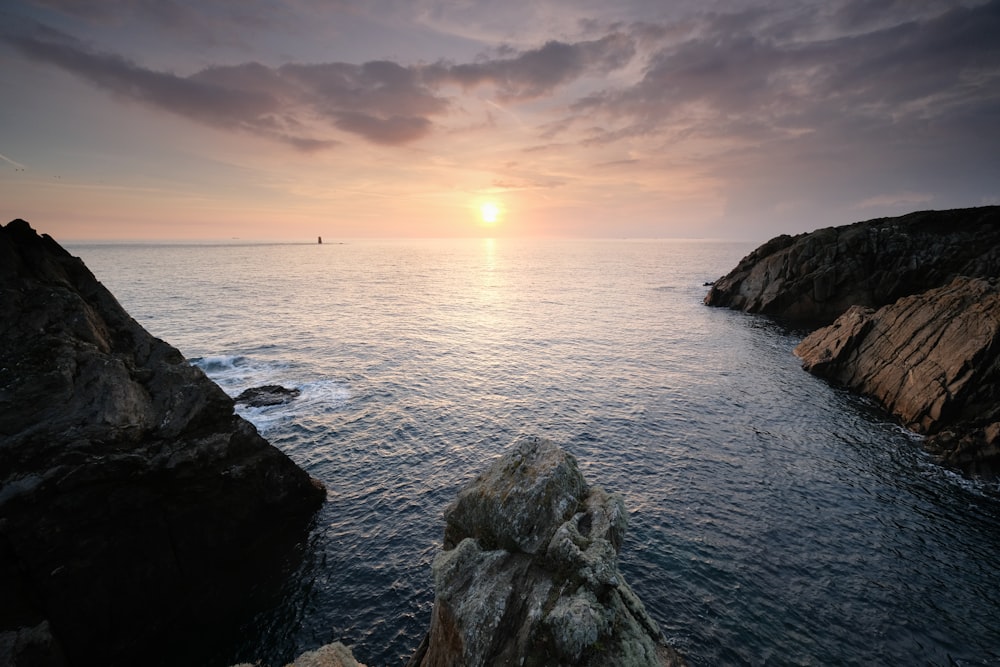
[235,384,302,407]
[794,277,1000,476]
[0,621,67,667]
[0,219,326,665]
[414,437,686,667]
[233,641,366,667]
[704,206,1000,325]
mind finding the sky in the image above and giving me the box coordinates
[1,0,998,241]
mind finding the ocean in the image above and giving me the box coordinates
[69,238,1000,667]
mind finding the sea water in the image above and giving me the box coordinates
[69,239,1000,666]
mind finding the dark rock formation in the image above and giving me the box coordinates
[412,437,685,667]
[235,384,301,407]
[0,219,326,665]
[704,206,1000,325]
[794,277,1000,477]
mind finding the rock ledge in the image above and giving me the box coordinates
[794,277,1000,476]
[704,206,1000,325]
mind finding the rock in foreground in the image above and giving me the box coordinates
[704,206,1000,325]
[794,277,1000,477]
[412,437,685,667]
[234,641,366,667]
[0,219,326,665]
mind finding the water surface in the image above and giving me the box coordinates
[71,239,1000,666]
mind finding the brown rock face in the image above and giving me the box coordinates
[0,219,326,665]
[704,206,1000,325]
[413,437,686,667]
[794,277,1000,476]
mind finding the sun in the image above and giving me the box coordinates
[480,201,501,225]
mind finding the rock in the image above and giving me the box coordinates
[794,277,1000,476]
[0,621,67,667]
[413,437,686,667]
[233,641,366,667]
[0,219,326,665]
[704,206,1000,325]
[235,384,302,407]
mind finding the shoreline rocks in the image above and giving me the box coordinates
[704,206,1000,326]
[411,437,686,667]
[705,206,1000,478]
[794,277,1000,476]
[0,219,326,664]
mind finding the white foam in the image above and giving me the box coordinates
[231,378,350,434]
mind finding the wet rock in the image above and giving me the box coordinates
[704,206,1000,325]
[235,384,302,407]
[0,219,326,665]
[414,436,686,667]
[794,277,1000,476]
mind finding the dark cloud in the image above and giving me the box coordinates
[423,33,636,99]
[280,61,449,118]
[6,0,998,169]
[2,15,642,147]
[2,21,446,147]
[575,0,1000,146]
[23,0,283,45]
[333,112,433,145]
[6,26,283,127]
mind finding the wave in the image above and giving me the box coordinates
[235,379,350,434]
[189,354,248,372]
[191,354,349,434]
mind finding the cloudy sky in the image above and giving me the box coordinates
[1,0,998,241]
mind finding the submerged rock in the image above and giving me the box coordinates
[704,206,1000,325]
[412,437,685,667]
[794,277,1000,476]
[0,219,326,665]
[236,384,302,407]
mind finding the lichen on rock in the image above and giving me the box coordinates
[414,436,686,667]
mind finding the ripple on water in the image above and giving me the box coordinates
[68,239,1000,667]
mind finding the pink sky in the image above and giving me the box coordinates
[2,0,998,241]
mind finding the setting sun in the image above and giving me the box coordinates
[480,202,501,225]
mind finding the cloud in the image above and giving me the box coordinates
[22,0,286,47]
[855,191,934,209]
[584,1,999,133]
[3,21,449,148]
[423,32,636,100]
[332,112,433,145]
[2,15,641,148]
[6,0,998,173]
[279,60,449,118]
[4,24,328,149]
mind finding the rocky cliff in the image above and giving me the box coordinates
[704,206,1000,477]
[410,437,685,667]
[0,219,326,665]
[794,277,1000,476]
[704,206,1000,325]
